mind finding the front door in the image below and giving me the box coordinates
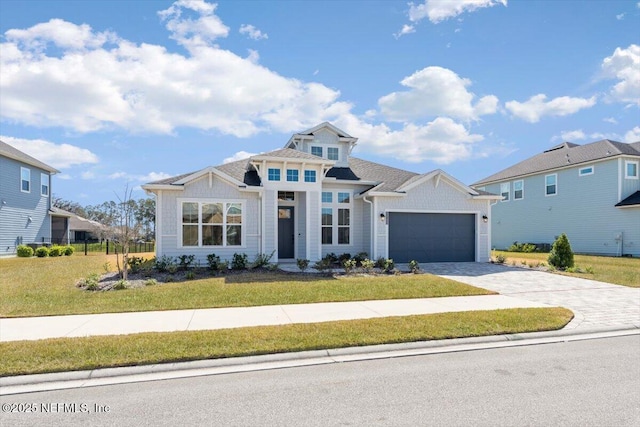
[278,207,295,259]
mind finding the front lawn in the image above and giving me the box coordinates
[0,255,493,317]
[492,251,640,288]
[0,307,573,377]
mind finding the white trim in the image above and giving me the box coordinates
[578,165,594,176]
[545,173,557,196]
[20,167,30,193]
[177,198,246,249]
[513,180,524,200]
[625,160,639,179]
[500,182,510,202]
[40,173,49,197]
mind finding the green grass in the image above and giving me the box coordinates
[0,307,573,377]
[0,254,493,317]
[492,251,640,288]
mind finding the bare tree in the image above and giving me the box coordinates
[111,185,142,281]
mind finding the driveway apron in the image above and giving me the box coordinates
[419,263,640,330]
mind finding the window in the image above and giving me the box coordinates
[20,167,30,193]
[268,168,280,181]
[304,170,316,183]
[321,191,351,245]
[626,161,639,179]
[41,173,49,197]
[327,147,339,161]
[311,146,323,157]
[514,180,523,200]
[545,174,557,196]
[181,201,243,247]
[500,182,510,201]
[286,169,299,182]
[579,166,594,176]
[278,191,295,201]
[322,208,333,244]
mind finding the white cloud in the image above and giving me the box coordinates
[624,126,640,142]
[378,66,499,121]
[393,24,415,39]
[335,116,483,164]
[0,135,99,169]
[223,150,258,163]
[603,117,618,124]
[108,171,173,182]
[559,130,586,141]
[616,13,626,20]
[408,0,507,24]
[81,171,95,180]
[0,1,349,137]
[505,94,596,123]
[601,44,640,106]
[239,24,268,40]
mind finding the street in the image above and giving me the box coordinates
[1,335,639,426]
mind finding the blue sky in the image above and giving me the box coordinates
[1,0,638,206]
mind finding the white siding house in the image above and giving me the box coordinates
[143,123,500,264]
[474,140,640,256]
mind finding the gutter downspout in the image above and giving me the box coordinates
[363,195,374,258]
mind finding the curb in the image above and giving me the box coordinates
[2,325,638,395]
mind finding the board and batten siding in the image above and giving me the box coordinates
[156,174,261,264]
[320,185,370,258]
[375,177,491,262]
[488,158,639,256]
[0,156,52,256]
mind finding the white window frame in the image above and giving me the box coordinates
[286,168,299,182]
[20,167,30,193]
[327,147,339,161]
[579,165,594,176]
[513,180,524,200]
[311,146,323,157]
[268,168,280,181]
[500,182,510,202]
[178,199,245,248]
[545,174,557,196]
[625,161,639,179]
[321,190,352,246]
[41,173,49,197]
[304,170,316,183]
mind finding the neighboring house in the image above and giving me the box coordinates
[0,140,60,256]
[143,122,500,264]
[50,207,106,244]
[474,139,640,257]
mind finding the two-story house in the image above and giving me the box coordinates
[474,139,640,256]
[0,140,60,256]
[143,122,501,264]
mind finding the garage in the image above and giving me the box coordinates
[388,212,476,263]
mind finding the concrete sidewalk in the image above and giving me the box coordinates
[0,295,548,342]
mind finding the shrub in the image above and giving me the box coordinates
[63,245,74,256]
[252,251,275,269]
[127,256,145,273]
[342,259,357,274]
[155,255,176,273]
[548,233,574,270]
[382,258,395,274]
[35,247,49,257]
[48,245,63,257]
[494,254,506,264]
[207,253,222,271]
[353,252,369,266]
[232,253,248,270]
[338,253,352,264]
[323,253,339,266]
[296,258,310,272]
[16,245,33,257]
[177,254,196,271]
[409,260,420,274]
[361,258,375,274]
[113,279,128,290]
[313,258,333,272]
[144,278,158,286]
[185,271,196,280]
[508,242,537,253]
[80,273,100,291]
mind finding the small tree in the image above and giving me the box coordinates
[111,185,142,281]
[548,233,574,270]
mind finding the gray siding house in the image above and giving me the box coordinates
[0,140,60,256]
[474,139,640,256]
[143,123,501,264]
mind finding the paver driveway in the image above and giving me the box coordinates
[420,263,640,331]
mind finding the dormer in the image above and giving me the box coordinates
[285,122,357,168]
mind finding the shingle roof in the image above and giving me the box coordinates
[474,139,640,185]
[0,140,59,173]
[615,191,640,208]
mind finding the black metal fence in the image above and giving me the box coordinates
[46,239,155,255]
